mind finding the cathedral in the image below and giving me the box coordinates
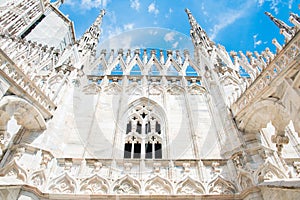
[0,0,299,199]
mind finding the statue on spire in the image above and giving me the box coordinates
[265,12,294,35]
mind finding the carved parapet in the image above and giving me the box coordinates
[231,31,300,115]
[0,50,56,119]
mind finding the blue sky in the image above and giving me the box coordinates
[59,0,299,54]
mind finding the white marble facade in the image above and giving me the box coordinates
[0,1,300,199]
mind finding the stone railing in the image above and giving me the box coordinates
[0,49,56,119]
[231,31,300,115]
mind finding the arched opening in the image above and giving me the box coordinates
[122,98,167,159]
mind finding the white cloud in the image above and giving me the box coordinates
[172,41,179,48]
[253,34,262,48]
[124,23,134,30]
[148,2,159,15]
[164,32,175,42]
[288,0,294,9]
[165,8,173,18]
[130,0,140,11]
[257,0,283,14]
[209,1,254,40]
[80,0,110,10]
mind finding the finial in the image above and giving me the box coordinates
[265,11,294,35]
[94,9,106,26]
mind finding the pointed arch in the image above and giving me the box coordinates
[121,97,168,159]
[0,159,27,182]
[91,63,105,76]
[236,170,254,191]
[126,83,142,95]
[166,64,179,76]
[110,63,124,75]
[254,161,287,183]
[167,84,184,95]
[208,176,237,195]
[83,82,101,95]
[29,169,46,188]
[0,96,46,130]
[80,174,109,194]
[129,64,142,76]
[187,84,206,95]
[148,63,162,76]
[113,175,141,194]
[238,98,291,134]
[176,176,205,194]
[145,175,173,195]
[103,82,122,95]
[48,173,77,194]
[127,55,145,75]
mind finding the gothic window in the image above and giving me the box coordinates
[124,104,163,159]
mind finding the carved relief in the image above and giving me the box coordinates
[82,82,101,95]
[0,160,27,182]
[104,83,122,95]
[187,85,206,95]
[149,84,163,95]
[113,175,140,194]
[176,176,205,194]
[144,176,172,195]
[237,171,254,191]
[48,173,76,194]
[208,176,236,195]
[167,85,184,95]
[80,175,109,194]
[255,161,287,183]
[126,83,142,95]
[30,170,46,188]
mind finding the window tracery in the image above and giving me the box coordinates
[124,104,163,159]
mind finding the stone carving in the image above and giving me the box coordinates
[255,161,287,183]
[153,162,161,173]
[271,135,289,153]
[149,84,163,95]
[211,161,221,175]
[104,83,122,95]
[0,160,27,182]
[80,175,109,194]
[176,176,205,194]
[126,83,142,95]
[30,170,46,187]
[48,173,76,194]
[40,151,52,169]
[293,161,300,177]
[93,161,102,173]
[187,85,206,95]
[208,176,236,195]
[182,162,190,173]
[166,85,184,95]
[144,176,172,195]
[113,175,140,194]
[82,82,101,95]
[13,147,25,160]
[237,172,254,191]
